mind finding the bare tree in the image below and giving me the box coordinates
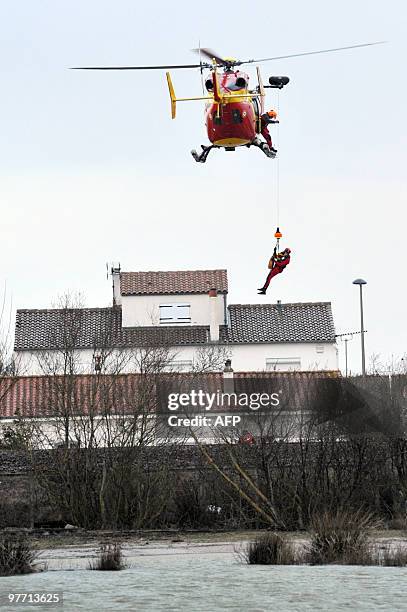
[175,372,407,530]
[0,284,25,447]
[26,292,191,528]
[368,353,407,376]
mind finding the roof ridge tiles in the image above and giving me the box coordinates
[16,306,115,314]
[121,268,227,274]
[228,301,331,308]
[120,269,228,296]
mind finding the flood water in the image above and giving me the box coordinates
[0,542,406,611]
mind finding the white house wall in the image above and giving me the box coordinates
[0,416,156,450]
[227,342,338,372]
[121,294,225,327]
[16,341,338,376]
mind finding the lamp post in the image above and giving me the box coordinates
[352,278,367,376]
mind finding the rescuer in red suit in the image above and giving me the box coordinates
[258,247,291,294]
[260,109,279,156]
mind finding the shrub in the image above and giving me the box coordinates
[381,544,407,567]
[241,532,298,565]
[308,509,377,565]
[90,543,126,571]
[387,516,407,531]
[173,482,224,528]
[0,534,38,576]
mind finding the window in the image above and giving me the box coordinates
[159,303,191,325]
[266,357,301,372]
[164,360,193,372]
[316,345,325,354]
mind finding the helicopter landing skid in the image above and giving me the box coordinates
[250,138,277,159]
[191,144,219,163]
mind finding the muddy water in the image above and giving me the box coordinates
[0,542,406,611]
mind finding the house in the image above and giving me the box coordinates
[14,267,339,375]
[0,369,342,448]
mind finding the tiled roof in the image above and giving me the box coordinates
[14,308,213,351]
[120,270,228,296]
[15,308,117,351]
[225,302,336,343]
[14,301,335,351]
[0,371,340,419]
[0,374,153,418]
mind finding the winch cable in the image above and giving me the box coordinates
[274,89,282,251]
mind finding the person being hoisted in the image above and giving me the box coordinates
[258,109,279,158]
[258,230,291,294]
[258,247,291,294]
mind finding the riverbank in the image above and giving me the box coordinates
[1,532,407,611]
[1,528,405,570]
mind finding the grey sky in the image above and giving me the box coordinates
[1,0,406,373]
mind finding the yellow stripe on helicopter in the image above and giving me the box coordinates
[214,137,251,147]
[166,72,261,119]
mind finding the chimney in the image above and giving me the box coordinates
[209,288,219,342]
[111,263,121,306]
[223,359,234,394]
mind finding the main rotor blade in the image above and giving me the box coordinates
[71,41,386,72]
[192,47,227,66]
[238,41,387,65]
[71,64,203,70]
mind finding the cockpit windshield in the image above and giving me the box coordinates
[220,71,249,92]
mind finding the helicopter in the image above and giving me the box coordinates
[72,42,385,163]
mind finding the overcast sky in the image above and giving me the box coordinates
[1,0,406,374]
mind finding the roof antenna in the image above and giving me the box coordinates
[106,262,121,277]
[106,262,121,306]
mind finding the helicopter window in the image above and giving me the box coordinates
[205,79,214,91]
[227,80,242,91]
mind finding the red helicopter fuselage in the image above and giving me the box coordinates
[206,100,257,147]
[204,69,260,147]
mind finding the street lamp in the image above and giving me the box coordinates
[352,278,367,376]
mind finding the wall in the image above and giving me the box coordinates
[228,342,339,372]
[15,341,338,376]
[150,342,339,372]
[121,293,225,327]
[16,347,198,376]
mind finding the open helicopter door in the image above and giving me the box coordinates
[211,63,221,103]
[255,66,265,132]
[211,62,221,120]
[256,67,265,114]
